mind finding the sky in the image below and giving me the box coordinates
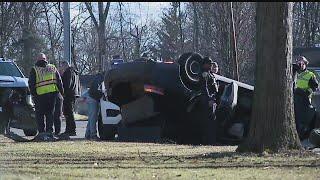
[70,2,171,24]
[126,2,171,20]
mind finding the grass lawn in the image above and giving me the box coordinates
[0,135,320,179]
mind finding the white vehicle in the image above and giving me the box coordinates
[98,82,122,140]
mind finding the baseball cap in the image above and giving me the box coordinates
[296,56,309,65]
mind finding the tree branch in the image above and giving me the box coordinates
[84,2,99,28]
[103,2,111,22]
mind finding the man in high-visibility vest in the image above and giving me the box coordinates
[294,56,319,140]
[296,56,318,102]
[28,53,64,134]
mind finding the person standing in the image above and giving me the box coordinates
[201,57,219,100]
[294,56,319,140]
[295,56,319,100]
[29,53,64,134]
[85,72,105,141]
[59,61,80,136]
[198,57,219,144]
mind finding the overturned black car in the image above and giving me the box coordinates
[100,53,254,145]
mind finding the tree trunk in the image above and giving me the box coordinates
[192,2,199,52]
[85,2,110,73]
[22,2,33,74]
[310,3,319,46]
[303,2,311,47]
[43,2,56,64]
[98,2,105,72]
[237,2,302,153]
[178,2,184,54]
[230,2,239,81]
[119,2,126,61]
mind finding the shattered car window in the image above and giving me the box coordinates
[0,62,23,77]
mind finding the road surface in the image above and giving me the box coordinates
[10,120,88,139]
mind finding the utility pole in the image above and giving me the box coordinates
[230,2,239,81]
[63,2,71,65]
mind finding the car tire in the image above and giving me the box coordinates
[98,114,117,140]
[23,129,37,136]
[178,52,204,91]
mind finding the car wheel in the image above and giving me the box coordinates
[178,52,204,91]
[98,113,117,140]
[23,129,37,136]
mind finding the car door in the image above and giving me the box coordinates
[99,82,122,125]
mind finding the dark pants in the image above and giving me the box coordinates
[53,93,63,134]
[63,97,76,133]
[294,89,315,140]
[35,92,58,133]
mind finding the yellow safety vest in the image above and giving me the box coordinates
[34,64,59,95]
[296,70,315,93]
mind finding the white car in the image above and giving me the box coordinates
[98,81,122,140]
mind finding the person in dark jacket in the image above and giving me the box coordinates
[85,72,105,141]
[201,57,219,144]
[59,61,80,136]
[200,57,219,100]
[29,53,64,134]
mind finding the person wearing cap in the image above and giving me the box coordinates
[296,56,318,99]
[28,53,64,134]
[199,56,219,144]
[294,55,319,140]
[58,61,80,136]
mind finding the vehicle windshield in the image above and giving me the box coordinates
[0,62,23,77]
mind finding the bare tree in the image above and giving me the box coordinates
[0,2,17,57]
[293,2,320,47]
[157,2,186,61]
[192,2,200,52]
[237,2,301,153]
[85,2,111,72]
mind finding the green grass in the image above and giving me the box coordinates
[1,135,320,179]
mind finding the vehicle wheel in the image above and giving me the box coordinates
[23,129,37,136]
[178,52,204,91]
[98,114,117,140]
